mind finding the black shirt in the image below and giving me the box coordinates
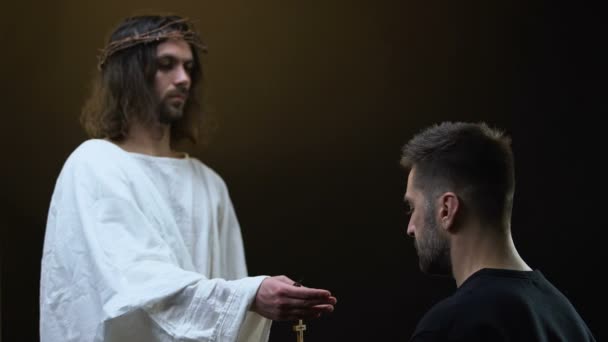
[410,269,595,341]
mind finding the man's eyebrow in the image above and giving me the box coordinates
[156,54,193,63]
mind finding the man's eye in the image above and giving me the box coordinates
[158,59,174,70]
[406,205,414,216]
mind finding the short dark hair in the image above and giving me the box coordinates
[81,15,205,144]
[401,122,515,227]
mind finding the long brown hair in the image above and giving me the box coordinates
[81,15,205,145]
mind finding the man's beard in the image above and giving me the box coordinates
[158,90,187,124]
[415,203,452,276]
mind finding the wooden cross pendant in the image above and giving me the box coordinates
[293,319,306,342]
[292,281,306,342]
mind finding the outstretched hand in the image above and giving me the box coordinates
[251,275,337,321]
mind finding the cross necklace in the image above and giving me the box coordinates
[292,281,306,342]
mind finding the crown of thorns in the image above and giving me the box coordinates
[97,18,207,70]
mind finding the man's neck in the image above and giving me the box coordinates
[116,122,180,158]
[451,222,531,287]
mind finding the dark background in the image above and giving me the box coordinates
[1,1,604,341]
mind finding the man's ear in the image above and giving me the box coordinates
[437,192,459,232]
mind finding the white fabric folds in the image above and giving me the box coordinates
[40,139,271,342]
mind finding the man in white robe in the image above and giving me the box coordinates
[39,15,336,342]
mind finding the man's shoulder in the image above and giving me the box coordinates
[410,294,461,340]
[187,157,229,189]
[411,287,519,341]
[421,294,460,320]
[47,139,135,203]
[58,139,131,182]
[75,138,122,156]
[412,277,518,337]
[412,270,596,341]
[66,139,124,166]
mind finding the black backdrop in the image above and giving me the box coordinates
[2,1,604,341]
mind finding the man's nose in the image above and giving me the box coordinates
[406,222,415,238]
[174,65,191,89]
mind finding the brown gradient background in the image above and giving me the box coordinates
[1,1,604,341]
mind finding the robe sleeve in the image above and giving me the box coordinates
[91,197,266,341]
[213,176,272,341]
[41,141,270,342]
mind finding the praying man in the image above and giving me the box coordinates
[39,14,336,342]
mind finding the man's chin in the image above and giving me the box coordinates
[159,108,184,124]
[419,261,452,277]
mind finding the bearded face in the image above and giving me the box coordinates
[405,169,452,276]
[153,39,193,124]
[158,87,188,124]
[414,199,452,276]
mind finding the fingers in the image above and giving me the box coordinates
[311,304,335,313]
[252,276,337,321]
[291,288,332,300]
[275,296,336,310]
[268,293,336,321]
[283,285,332,300]
[273,275,333,300]
[275,305,334,321]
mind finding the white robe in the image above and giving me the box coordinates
[40,139,271,342]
